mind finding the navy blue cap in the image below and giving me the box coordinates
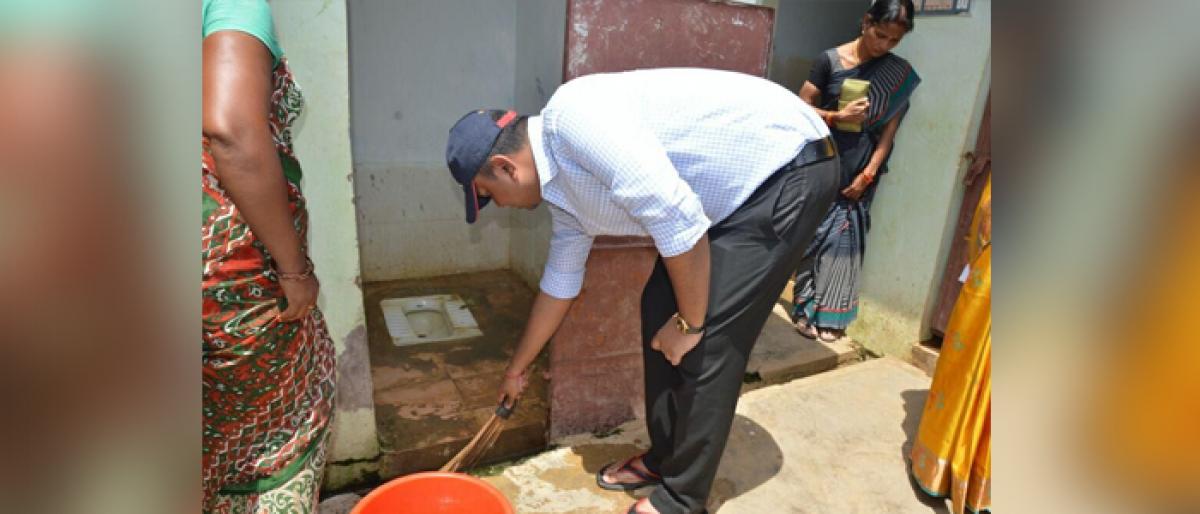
[446,109,519,223]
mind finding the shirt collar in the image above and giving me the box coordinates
[528,115,557,189]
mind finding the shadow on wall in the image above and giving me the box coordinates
[901,389,951,513]
[768,0,865,92]
[771,56,814,94]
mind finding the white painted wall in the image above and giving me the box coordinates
[851,0,991,356]
[270,0,379,482]
[349,0,518,282]
[510,0,567,289]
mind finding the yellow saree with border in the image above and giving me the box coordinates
[910,178,991,513]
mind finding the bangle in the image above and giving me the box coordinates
[277,257,314,281]
[504,369,525,379]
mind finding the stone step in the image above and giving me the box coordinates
[743,301,863,392]
[379,415,548,477]
[910,342,940,376]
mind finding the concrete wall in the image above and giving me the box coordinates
[510,0,567,289]
[768,0,864,93]
[274,0,567,489]
[849,0,991,357]
[270,0,380,488]
[349,0,517,282]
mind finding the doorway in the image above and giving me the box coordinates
[769,0,868,93]
[930,94,991,342]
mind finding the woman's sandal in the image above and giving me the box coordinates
[795,319,819,339]
[818,329,843,342]
[596,454,661,491]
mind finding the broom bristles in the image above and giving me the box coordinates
[441,413,503,472]
[441,397,519,472]
[480,418,505,463]
[469,419,504,469]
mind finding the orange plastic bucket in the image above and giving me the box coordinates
[350,472,514,514]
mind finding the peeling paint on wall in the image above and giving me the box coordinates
[337,325,373,410]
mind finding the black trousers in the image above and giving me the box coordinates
[641,152,840,514]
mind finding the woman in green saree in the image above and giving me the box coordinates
[202,1,335,512]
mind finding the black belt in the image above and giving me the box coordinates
[789,135,837,169]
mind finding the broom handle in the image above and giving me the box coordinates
[496,398,518,419]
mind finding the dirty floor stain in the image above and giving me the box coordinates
[364,271,550,479]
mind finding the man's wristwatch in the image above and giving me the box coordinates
[673,313,705,335]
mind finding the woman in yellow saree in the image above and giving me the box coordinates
[909,176,991,513]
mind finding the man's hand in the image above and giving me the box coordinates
[497,367,528,408]
[495,292,574,409]
[651,321,704,366]
[659,234,710,366]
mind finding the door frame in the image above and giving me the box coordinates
[930,92,990,339]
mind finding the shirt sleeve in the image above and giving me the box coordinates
[551,102,711,258]
[806,50,832,98]
[538,205,595,299]
[202,0,283,63]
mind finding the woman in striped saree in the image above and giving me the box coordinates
[202,0,335,512]
[792,0,921,341]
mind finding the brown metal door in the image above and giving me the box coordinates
[563,0,775,80]
[931,95,991,338]
[550,0,778,439]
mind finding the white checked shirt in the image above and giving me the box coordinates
[529,68,829,299]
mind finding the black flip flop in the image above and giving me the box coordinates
[596,454,661,491]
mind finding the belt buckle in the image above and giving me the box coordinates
[822,137,835,157]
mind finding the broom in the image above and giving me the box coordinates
[440,398,517,472]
